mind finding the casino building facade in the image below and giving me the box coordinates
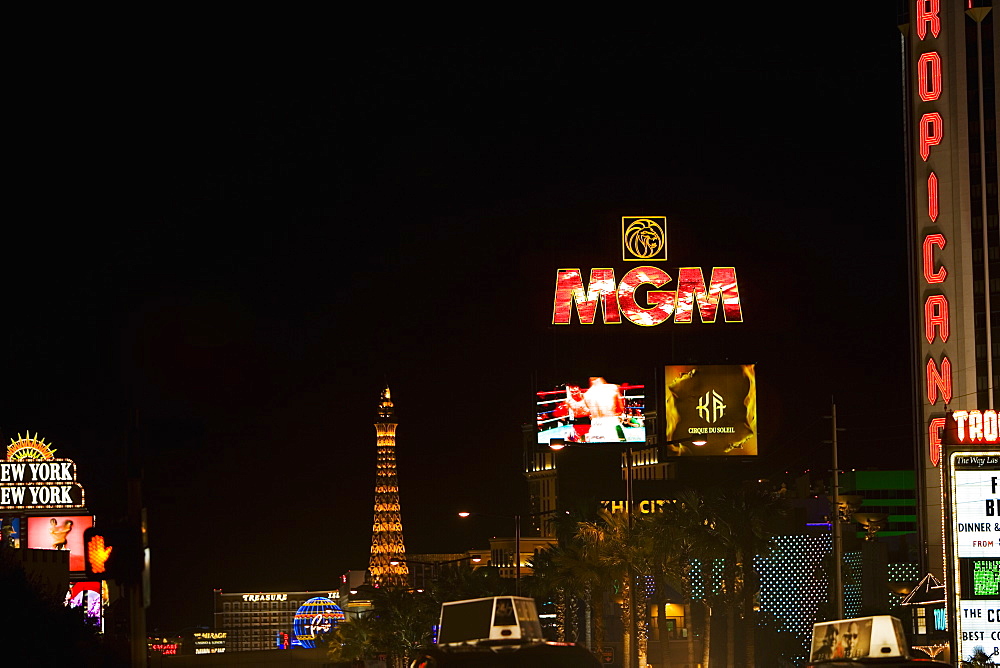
[902,0,998,660]
[212,589,342,652]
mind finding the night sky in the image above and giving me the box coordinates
[7,12,913,632]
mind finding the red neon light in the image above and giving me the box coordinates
[916,0,941,40]
[922,233,947,284]
[929,417,945,467]
[917,52,942,102]
[617,266,674,326]
[953,410,1000,444]
[924,295,950,343]
[673,267,743,324]
[919,112,943,161]
[551,268,621,325]
[927,172,939,222]
[926,356,952,405]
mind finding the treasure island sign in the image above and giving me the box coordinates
[552,217,742,326]
[0,434,85,510]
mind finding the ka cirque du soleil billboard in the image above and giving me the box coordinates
[536,376,647,445]
[26,515,95,572]
[663,364,757,456]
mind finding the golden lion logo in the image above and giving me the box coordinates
[622,217,666,261]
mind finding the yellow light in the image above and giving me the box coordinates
[87,534,112,574]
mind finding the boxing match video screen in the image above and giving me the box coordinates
[535,376,647,444]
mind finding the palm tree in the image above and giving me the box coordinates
[328,586,437,668]
[647,489,727,668]
[704,481,787,668]
[432,562,513,603]
[527,539,608,649]
[326,614,380,664]
[646,493,712,668]
[576,509,656,668]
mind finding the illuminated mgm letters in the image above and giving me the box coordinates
[553,216,742,326]
[552,266,742,326]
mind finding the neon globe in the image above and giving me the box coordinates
[292,597,345,648]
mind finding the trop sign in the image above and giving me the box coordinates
[551,217,743,326]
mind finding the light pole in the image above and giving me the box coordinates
[458,510,566,596]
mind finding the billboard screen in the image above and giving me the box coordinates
[26,515,94,572]
[535,376,646,444]
[66,581,103,629]
[1,517,19,548]
[663,364,757,456]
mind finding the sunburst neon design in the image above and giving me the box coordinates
[7,433,57,461]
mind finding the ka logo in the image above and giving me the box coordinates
[622,216,667,261]
[697,390,726,424]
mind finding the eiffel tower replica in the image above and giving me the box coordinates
[368,386,409,588]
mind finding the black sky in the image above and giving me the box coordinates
[6,13,914,631]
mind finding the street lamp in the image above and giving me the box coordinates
[457,510,567,596]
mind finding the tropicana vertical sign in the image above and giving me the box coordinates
[551,216,743,326]
[913,1,950,468]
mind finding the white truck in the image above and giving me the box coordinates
[410,596,600,667]
[807,615,950,667]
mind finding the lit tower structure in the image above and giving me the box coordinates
[902,1,997,662]
[368,386,409,588]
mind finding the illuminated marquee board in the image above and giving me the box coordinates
[551,216,743,326]
[0,459,85,510]
[945,410,1000,447]
[663,364,757,456]
[950,453,1000,661]
[194,631,227,654]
